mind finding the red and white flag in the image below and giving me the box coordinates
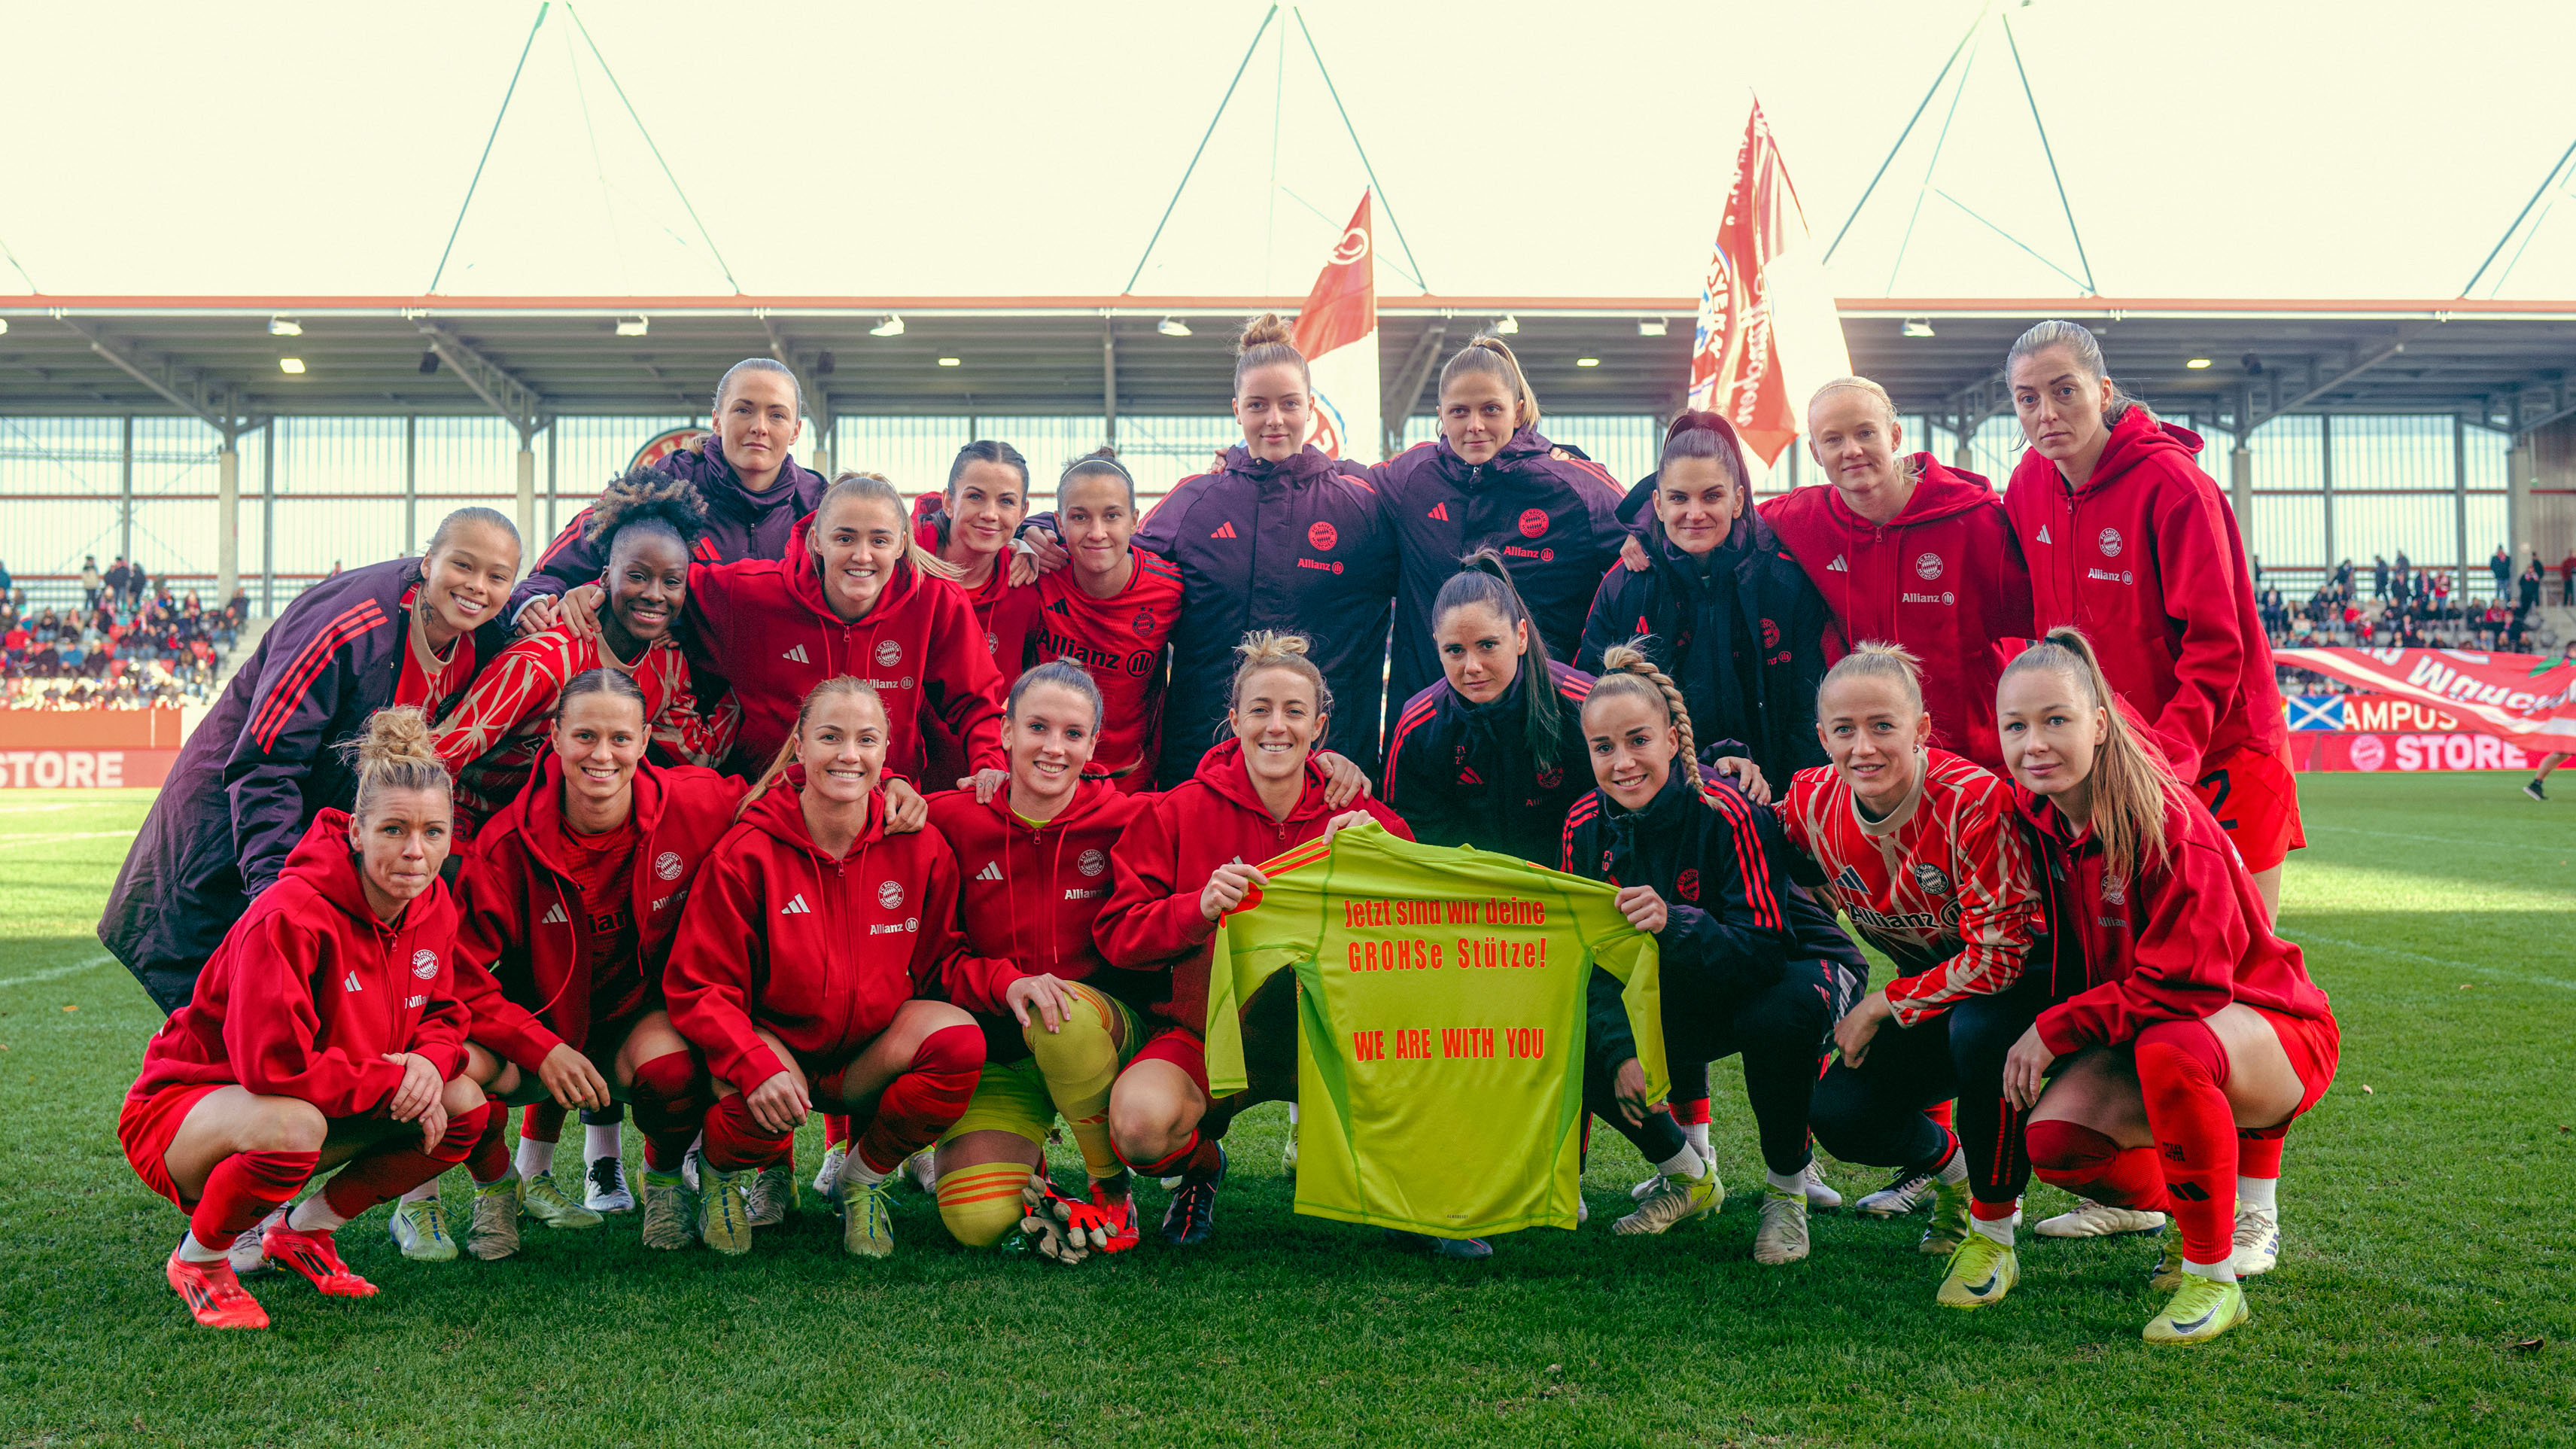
[2275,646,2576,750]
[1689,100,1851,470]
[1292,191,1381,462]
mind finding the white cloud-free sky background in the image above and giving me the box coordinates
[6,0,2574,302]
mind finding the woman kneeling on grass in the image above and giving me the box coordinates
[2000,629,2340,1344]
[120,708,494,1329]
[1561,644,1866,1265]
[922,661,1157,1260]
[1093,632,1408,1251]
[662,677,1052,1259]
[395,670,750,1262]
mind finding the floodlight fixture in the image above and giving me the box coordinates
[1157,317,1192,338]
[268,315,302,337]
[615,315,650,337]
[869,315,906,338]
[278,358,306,374]
[1902,317,1936,339]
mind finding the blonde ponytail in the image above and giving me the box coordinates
[2003,626,2191,881]
[1820,640,1927,716]
[1589,640,1720,806]
[342,706,452,822]
[1438,336,1542,428]
[1224,630,1334,744]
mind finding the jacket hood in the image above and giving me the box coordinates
[737,769,889,864]
[1191,738,1337,823]
[1887,455,1998,525]
[2072,409,2205,498]
[975,774,1120,838]
[1430,425,1557,483]
[692,435,826,520]
[504,750,670,878]
[285,808,416,932]
[1221,442,1342,484]
[783,513,930,626]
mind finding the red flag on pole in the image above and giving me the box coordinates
[1291,191,1381,460]
[1689,100,1840,468]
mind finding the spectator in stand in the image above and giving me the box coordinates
[2559,549,2576,607]
[2492,545,2514,598]
[2521,562,2544,615]
[2371,555,2388,600]
[105,557,131,612]
[81,556,104,612]
[2334,559,2354,599]
[327,561,343,579]
[127,560,150,612]
[2392,550,2411,598]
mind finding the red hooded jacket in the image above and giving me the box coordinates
[925,778,1154,991]
[1761,457,2031,769]
[449,756,748,1073]
[912,493,1045,789]
[129,810,472,1118]
[2003,411,2286,780]
[663,779,1022,1093]
[1093,741,1411,1034]
[685,516,1007,781]
[2018,786,2329,1058]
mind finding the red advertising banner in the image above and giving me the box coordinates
[0,748,175,788]
[2289,732,2538,774]
[2276,647,2576,750]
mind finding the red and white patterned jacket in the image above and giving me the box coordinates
[1775,747,2043,1026]
[434,625,736,828]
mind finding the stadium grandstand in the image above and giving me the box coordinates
[3,291,2572,705]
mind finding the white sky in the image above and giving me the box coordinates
[6,0,2575,303]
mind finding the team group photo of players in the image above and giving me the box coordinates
[101,303,2339,1353]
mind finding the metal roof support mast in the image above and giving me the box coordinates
[430,4,550,295]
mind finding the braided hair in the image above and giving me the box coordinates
[1587,638,1720,806]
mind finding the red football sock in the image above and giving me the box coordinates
[2025,1119,2170,1215]
[850,1024,983,1177]
[466,1102,510,1183]
[1924,1098,1955,1131]
[323,1102,492,1221]
[628,1050,708,1173]
[823,1113,850,1149]
[1671,1095,1712,1128]
[700,1091,792,1173]
[1971,1197,2019,1222]
[2136,1021,2240,1265]
[188,1149,318,1250]
[2237,1130,2284,1180]
[520,1100,567,1146]
[1124,1129,1224,1181]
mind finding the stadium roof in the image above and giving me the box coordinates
[6,294,2576,437]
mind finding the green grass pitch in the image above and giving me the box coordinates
[1,774,2569,1447]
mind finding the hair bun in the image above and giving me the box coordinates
[357,705,437,769]
[1238,312,1294,353]
[1233,629,1312,667]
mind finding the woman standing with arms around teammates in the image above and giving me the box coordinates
[435,471,735,829]
[1382,551,1594,866]
[1763,378,2030,772]
[919,662,1158,1259]
[662,677,1052,1258]
[102,510,521,1012]
[1036,315,1397,784]
[1370,339,1628,713]
[2001,321,2299,916]
[402,671,748,1262]
[1784,644,2061,1307]
[913,440,1047,788]
[1562,644,1866,1264]
[1094,634,1408,1248]
[1582,412,1835,781]
[688,471,1006,790]
[511,358,826,635]
[1030,450,1184,793]
[120,710,496,1329]
[2000,630,2338,1344]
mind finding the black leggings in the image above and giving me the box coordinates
[1586,958,1838,1178]
[1806,985,2046,1207]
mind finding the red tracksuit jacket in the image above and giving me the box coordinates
[686,515,1007,781]
[449,756,747,1073]
[912,495,1047,790]
[925,778,1154,990]
[2003,410,2287,781]
[662,779,1022,1094]
[2017,787,2330,1058]
[1093,741,1411,1035]
[129,810,472,1118]
[1761,458,2031,770]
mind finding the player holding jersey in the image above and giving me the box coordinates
[2000,630,2340,1344]
[1780,644,2062,1307]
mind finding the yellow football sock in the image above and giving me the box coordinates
[1026,983,1126,1181]
[934,1160,1033,1249]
